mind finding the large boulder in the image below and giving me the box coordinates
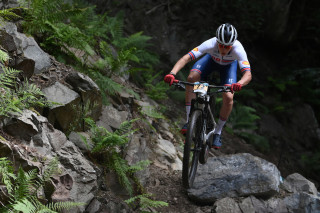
[188,153,281,204]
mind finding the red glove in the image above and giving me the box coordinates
[231,83,242,93]
[164,74,175,86]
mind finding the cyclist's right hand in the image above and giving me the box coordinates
[164,74,176,86]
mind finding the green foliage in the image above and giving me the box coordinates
[0,157,16,195]
[0,68,52,116]
[125,193,168,212]
[144,71,169,101]
[19,0,78,35]
[267,76,298,92]
[42,21,94,57]
[220,101,270,152]
[93,40,141,77]
[89,71,123,104]
[0,49,10,62]
[0,8,21,22]
[84,118,149,196]
[0,157,85,212]
[140,106,165,119]
[292,67,320,120]
[301,150,320,175]
[227,104,260,131]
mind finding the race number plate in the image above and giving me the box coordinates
[193,83,208,92]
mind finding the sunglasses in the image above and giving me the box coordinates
[218,43,232,49]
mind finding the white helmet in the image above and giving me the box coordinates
[216,23,238,46]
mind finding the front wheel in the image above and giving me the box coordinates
[182,110,203,188]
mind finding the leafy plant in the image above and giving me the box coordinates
[0,157,85,212]
[125,193,168,213]
[0,65,52,117]
[83,118,150,196]
[140,106,165,119]
[0,8,21,22]
[143,71,169,101]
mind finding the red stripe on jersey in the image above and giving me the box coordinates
[191,69,201,74]
[241,67,251,73]
[188,52,196,60]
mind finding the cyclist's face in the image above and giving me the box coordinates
[218,43,232,56]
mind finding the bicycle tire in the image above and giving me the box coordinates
[182,110,202,188]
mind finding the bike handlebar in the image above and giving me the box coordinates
[172,80,231,92]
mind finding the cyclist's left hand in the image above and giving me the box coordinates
[231,83,242,93]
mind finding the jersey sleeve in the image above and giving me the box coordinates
[188,38,213,61]
[234,43,251,74]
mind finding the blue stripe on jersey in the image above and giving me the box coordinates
[240,67,251,73]
[188,52,196,60]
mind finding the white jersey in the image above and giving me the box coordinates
[188,37,251,73]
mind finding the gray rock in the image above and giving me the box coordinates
[213,197,242,213]
[284,192,320,212]
[97,105,128,131]
[2,110,40,140]
[125,134,152,185]
[188,153,280,204]
[239,197,256,213]
[68,131,93,152]
[56,140,97,211]
[65,72,102,121]
[1,22,51,74]
[283,173,318,196]
[42,82,81,133]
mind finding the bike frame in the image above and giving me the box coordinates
[173,80,230,188]
[174,80,230,145]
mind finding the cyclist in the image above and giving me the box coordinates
[164,23,252,149]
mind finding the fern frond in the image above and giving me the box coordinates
[128,160,151,173]
[140,106,165,119]
[125,194,168,210]
[110,153,133,196]
[49,201,86,212]
[0,66,20,88]
[0,157,16,195]
[0,50,10,63]
[13,167,38,202]
[11,198,38,213]
[115,118,139,137]
[0,8,22,21]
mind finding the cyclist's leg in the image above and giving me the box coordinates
[212,60,237,148]
[182,54,214,134]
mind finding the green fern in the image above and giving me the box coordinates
[0,49,10,63]
[0,157,85,212]
[84,118,148,196]
[19,0,80,35]
[125,194,168,212]
[140,106,165,119]
[0,65,20,87]
[0,157,16,195]
[0,8,21,21]
[144,71,169,101]
[0,58,53,116]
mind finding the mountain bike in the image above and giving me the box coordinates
[173,79,231,188]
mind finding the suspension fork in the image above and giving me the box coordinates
[204,99,216,142]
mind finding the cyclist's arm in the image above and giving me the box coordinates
[238,71,252,86]
[169,54,192,75]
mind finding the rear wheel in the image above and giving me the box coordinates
[182,110,202,188]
